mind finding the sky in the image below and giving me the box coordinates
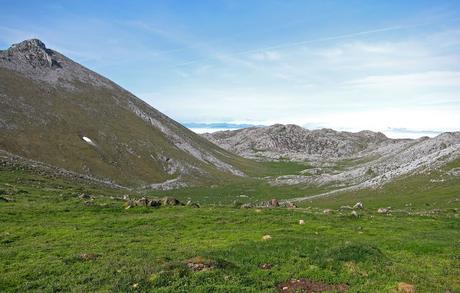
[1,0,460,138]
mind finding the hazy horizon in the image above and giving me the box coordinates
[1,0,459,137]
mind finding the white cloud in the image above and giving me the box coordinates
[344,71,460,89]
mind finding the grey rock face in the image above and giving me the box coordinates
[0,39,115,89]
[204,125,460,194]
[202,124,390,162]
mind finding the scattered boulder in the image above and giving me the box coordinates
[186,200,200,208]
[397,282,416,293]
[299,219,305,225]
[323,209,334,215]
[240,203,254,209]
[147,199,161,207]
[285,202,297,208]
[262,235,272,241]
[125,196,182,208]
[377,207,391,214]
[271,199,280,207]
[78,193,93,199]
[137,197,149,206]
[353,202,364,209]
[259,263,273,270]
[161,197,182,206]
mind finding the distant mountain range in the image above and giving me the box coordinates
[0,39,258,189]
[185,122,448,139]
[203,124,460,193]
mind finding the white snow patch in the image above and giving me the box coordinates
[82,136,96,146]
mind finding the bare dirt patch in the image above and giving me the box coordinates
[79,253,100,261]
[185,256,216,272]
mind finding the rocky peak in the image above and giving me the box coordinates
[5,39,56,68]
[11,39,47,50]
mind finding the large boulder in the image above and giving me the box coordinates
[270,199,280,207]
[353,202,364,209]
[186,200,200,208]
[377,207,391,214]
[147,199,161,207]
[161,197,182,206]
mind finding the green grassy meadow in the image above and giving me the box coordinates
[1,168,460,292]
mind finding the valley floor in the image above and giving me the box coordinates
[1,171,459,292]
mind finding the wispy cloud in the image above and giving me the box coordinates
[175,25,417,67]
[344,71,460,88]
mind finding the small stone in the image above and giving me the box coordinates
[299,219,305,225]
[79,193,93,199]
[323,208,333,215]
[397,282,416,293]
[259,263,273,270]
[378,207,390,214]
[132,283,139,289]
[262,235,272,240]
[286,202,297,208]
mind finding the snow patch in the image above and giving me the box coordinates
[82,136,96,146]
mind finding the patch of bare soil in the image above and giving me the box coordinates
[186,256,216,271]
[277,278,349,292]
[79,253,100,261]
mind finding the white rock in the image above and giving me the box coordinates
[353,202,364,209]
[262,235,272,240]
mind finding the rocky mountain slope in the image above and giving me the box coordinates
[203,124,401,161]
[204,125,460,191]
[0,39,252,188]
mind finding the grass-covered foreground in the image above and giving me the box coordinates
[1,170,460,292]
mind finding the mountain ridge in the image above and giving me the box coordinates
[0,39,252,188]
[203,124,460,192]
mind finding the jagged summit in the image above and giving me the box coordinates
[10,38,47,51]
[0,38,114,88]
[4,39,56,68]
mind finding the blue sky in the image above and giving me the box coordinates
[1,0,460,138]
